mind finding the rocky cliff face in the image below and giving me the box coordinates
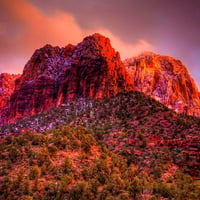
[1,34,200,125]
[1,33,133,124]
[57,33,133,102]
[4,44,75,121]
[124,52,200,116]
[0,73,21,112]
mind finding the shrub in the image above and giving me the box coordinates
[8,146,21,163]
[68,181,88,200]
[128,177,143,199]
[29,166,41,180]
[47,145,58,156]
[62,156,74,174]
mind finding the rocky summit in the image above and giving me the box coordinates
[124,52,200,117]
[57,33,133,101]
[1,44,75,124]
[0,33,133,124]
[0,34,200,125]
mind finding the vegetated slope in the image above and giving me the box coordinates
[72,91,200,178]
[0,125,200,200]
[1,91,200,179]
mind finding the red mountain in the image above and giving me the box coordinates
[0,33,133,124]
[0,34,200,125]
[124,52,200,117]
[56,33,133,101]
[3,44,75,121]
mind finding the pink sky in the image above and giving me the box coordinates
[0,0,199,88]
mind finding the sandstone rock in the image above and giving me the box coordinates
[57,33,133,101]
[1,44,75,123]
[0,73,21,112]
[1,33,133,124]
[1,34,200,125]
[124,52,200,116]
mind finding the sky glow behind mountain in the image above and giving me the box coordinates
[0,0,200,88]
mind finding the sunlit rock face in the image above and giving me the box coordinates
[124,52,200,117]
[0,33,133,124]
[1,44,75,123]
[0,73,21,112]
[57,33,133,101]
[1,34,200,125]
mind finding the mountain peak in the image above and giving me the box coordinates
[59,33,133,99]
[84,33,110,43]
[0,33,200,124]
[138,51,158,57]
[124,53,200,116]
[72,33,117,60]
[0,33,133,124]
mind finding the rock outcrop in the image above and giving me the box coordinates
[0,73,21,112]
[1,44,75,123]
[124,52,200,116]
[1,33,133,124]
[1,34,200,125]
[57,33,133,102]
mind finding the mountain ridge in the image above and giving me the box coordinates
[124,52,200,116]
[0,33,200,126]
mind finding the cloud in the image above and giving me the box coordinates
[93,29,154,59]
[0,0,86,73]
[29,0,200,88]
[0,0,155,74]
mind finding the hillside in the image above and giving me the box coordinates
[0,91,200,199]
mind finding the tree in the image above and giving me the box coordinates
[128,177,143,199]
[62,156,74,174]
